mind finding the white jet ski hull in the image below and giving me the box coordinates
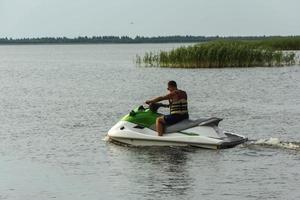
[107,121,247,149]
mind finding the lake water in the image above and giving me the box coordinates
[0,44,300,200]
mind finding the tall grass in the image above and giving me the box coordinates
[137,37,300,68]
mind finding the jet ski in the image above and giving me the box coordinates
[107,104,247,149]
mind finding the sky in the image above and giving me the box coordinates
[0,0,299,38]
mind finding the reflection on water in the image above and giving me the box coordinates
[106,145,193,199]
[139,147,192,199]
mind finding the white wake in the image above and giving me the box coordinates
[252,137,300,150]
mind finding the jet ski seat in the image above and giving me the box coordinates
[165,117,223,133]
[149,117,223,133]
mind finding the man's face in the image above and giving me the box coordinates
[167,85,175,92]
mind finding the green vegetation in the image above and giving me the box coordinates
[137,37,300,68]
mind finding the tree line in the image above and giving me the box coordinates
[0,35,288,45]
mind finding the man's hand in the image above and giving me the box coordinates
[146,95,170,105]
[145,100,153,105]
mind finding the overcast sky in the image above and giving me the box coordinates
[0,0,299,38]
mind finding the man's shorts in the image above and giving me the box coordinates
[164,113,189,126]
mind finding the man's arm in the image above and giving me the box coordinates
[145,94,170,105]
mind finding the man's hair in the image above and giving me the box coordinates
[168,80,177,88]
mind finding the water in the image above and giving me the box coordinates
[0,44,300,200]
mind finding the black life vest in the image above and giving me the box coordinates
[169,90,188,115]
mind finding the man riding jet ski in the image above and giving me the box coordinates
[145,80,188,136]
[107,81,248,149]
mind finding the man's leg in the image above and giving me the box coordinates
[156,117,165,136]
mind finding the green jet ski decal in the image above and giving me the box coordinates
[121,106,160,128]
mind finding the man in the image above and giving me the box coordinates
[145,80,189,136]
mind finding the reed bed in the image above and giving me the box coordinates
[136,37,300,68]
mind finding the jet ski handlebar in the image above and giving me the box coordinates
[148,103,169,112]
[136,103,168,113]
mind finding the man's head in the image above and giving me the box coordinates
[167,80,177,92]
